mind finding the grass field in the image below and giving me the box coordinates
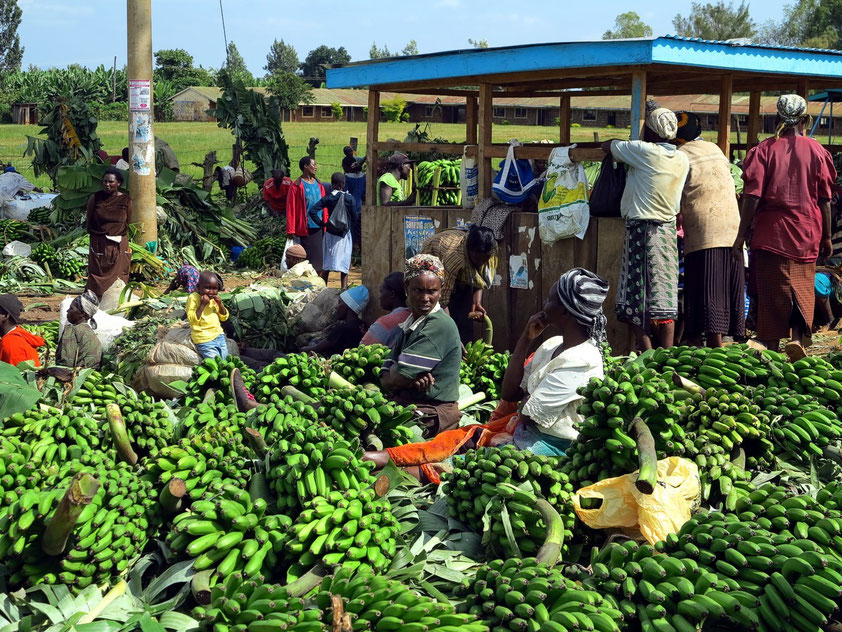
[0,120,758,191]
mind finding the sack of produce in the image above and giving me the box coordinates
[59,295,135,353]
[147,323,202,366]
[142,362,195,398]
[537,146,590,243]
[589,153,626,218]
[460,146,479,209]
[572,456,700,544]
[292,287,341,335]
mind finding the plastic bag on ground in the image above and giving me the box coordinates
[0,193,57,220]
[2,240,31,257]
[572,457,700,544]
[59,295,135,354]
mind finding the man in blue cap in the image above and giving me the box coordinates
[301,285,369,356]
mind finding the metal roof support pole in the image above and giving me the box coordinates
[810,98,828,137]
[747,91,761,151]
[478,84,493,200]
[559,94,571,145]
[718,75,733,157]
[365,90,380,207]
[466,96,478,145]
[630,71,647,140]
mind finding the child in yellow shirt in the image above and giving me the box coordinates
[186,271,229,359]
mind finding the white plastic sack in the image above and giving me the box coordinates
[0,172,34,203]
[142,363,195,399]
[279,237,297,273]
[0,193,57,220]
[460,146,479,210]
[60,295,135,353]
[2,240,31,257]
[537,146,590,243]
[147,324,202,366]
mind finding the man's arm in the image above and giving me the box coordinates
[732,195,759,261]
[820,198,833,259]
[380,181,417,207]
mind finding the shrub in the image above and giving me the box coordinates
[571,123,581,128]
[94,101,129,121]
[500,119,511,126]
[381,96,407,123]
[606,124,615,129]
[330,102,343,120]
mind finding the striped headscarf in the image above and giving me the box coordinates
[71,290,99,328]
[405,254,445,283]
[556,268,610,341]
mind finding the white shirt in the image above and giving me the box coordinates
[399,303,441,333]
[610,140,690,223]
[520,337,604,440]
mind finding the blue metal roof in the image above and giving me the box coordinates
[326,36,842,89]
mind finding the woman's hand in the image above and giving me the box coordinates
[412,373,435,392]
[523,312,548,340]
[731,237,744,263]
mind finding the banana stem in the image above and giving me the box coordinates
[280,385,315,403]
[191,570,214,605]
[535,498,564,567]
[361,382,381,392]
[248,472,273,503]
[327,371,356,391]
[107,403,138,466]
[630,417,658,495]
[283,563,327,597]
[671,372,705,396]
[78,579,127,624]
[362,432,384,451]
[159,478,187,514]
[373,474,391,498]
[457,391,486,410]
[42,472,100,556]
[244,427,268,457]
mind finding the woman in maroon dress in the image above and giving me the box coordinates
[86,167,132,299]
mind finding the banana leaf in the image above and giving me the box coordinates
[0,361,41,419]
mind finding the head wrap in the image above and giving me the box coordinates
[71,290,99,326]
[556,268,609,341]
[646,108,679,140]
[674,111,702,144]
[405,254,445,283]
[340,285,370,317]
[286,244,307,259]
[777,94,808,125]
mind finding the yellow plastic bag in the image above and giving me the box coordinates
[572,457,700,544]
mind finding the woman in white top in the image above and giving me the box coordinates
[500,267,609,455]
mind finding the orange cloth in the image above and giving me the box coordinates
[0,326,44,367]
[385,403,519,484]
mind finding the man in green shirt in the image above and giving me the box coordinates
[381,254,462,436]
[377,152,417,206]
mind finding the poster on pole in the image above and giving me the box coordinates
[404,216,436,259]
[129,79,152,112]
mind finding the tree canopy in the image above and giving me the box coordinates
[299,45,351,81]
[154,48,215,92]
[0,0,23,73]
[760,0,842,48]
[265,39,299,76]
[672,1,757,40]
[369,40,419,59]
[468,38,489,48]
[224,41,254,85]
[265,72,314,111]
[603,12,653,39]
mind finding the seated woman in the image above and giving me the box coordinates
[300,285,369,356]
[364,267,609,481]
[380,255,463,438]
[56,290,102,369]
[360,272,410,348]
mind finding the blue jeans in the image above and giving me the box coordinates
[195,334,228,360]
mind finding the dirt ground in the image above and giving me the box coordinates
[17,267,363,326]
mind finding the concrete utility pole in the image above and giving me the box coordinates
[126,0,157,249]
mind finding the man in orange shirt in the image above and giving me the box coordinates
[0,294,44,367]
[262,168,292,216]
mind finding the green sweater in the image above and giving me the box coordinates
[384,309,461,403]
[57,323,102,369]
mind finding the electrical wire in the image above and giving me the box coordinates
[219,0,229,66]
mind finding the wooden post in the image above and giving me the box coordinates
[365,90,380,207]
[630,71,647,140]
[798,78,809,100]
[746,90,761,150]
[717,75,733,157]
[478,83,493,200]
[559,94,571,144]
[466,96,478,145]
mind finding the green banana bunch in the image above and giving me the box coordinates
[251,396,319,446]
[30,242,57,265]
[314,564,488,632]
[52,250,84,279]
[0,440,44,507]
[441,446,578,560]
[0,218,30,244]
[316,388,417,447]
[453,557,622,632]
[0,455,156,591]
[641,344,774,389]
[3,407,100,457]
[256,353,327,403]
[191,571,321,632]
[178,400,247,441]
[27,206,52,225]
[68,369,122,410]
[167,482,287,580]
[416,159,462,207]
[237,237,287,269]
[328,344,389,386]
[282,486,399,577]
[461,341,509,403]
[92,390,174,458]
[184,356,257,407]
[266,422,376,513]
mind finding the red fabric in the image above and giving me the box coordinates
[742,133,836,263]
[0,327,44,367]
[262,177,292,215]
[285,178,325,237]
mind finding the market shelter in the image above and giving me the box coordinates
[326,36,842,353]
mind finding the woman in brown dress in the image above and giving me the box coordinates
[86,167,132,298]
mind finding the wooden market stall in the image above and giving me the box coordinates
[325,36,842,353]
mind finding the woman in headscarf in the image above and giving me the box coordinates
[364,268,609,481]
[673,111,745,347]
[86,167,132,300]
[56,290,102,369]
[380,254,463,437]
[733,94,836,359]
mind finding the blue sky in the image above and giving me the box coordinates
[18,0,792,74]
